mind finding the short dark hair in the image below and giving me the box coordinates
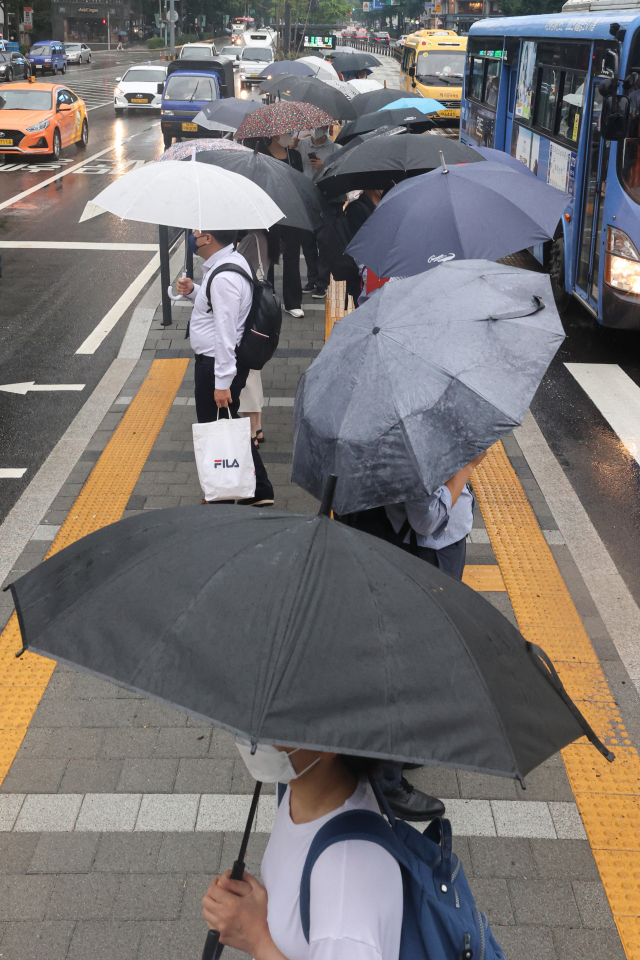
[201,229,237,247]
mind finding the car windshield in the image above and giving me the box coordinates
[0,54,8,62]
[123,68,166,82]
[416,50,464,81]
[220,47,237,56]
[181,46,212,57]
[0,88,52,109]
[65,44,81,50]
[242,48,272,61]
[30,45,51,55]
[164,75,217,101]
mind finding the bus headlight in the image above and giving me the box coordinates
[605,226,640,294]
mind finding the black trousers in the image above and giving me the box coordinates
[301,235,330,292]
[194,355,273,502]
[268,230,302,310]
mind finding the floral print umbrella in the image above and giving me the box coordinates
[156,139,250,162]
[235,100,334,140]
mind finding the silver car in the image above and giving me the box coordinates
[64,42,91,64]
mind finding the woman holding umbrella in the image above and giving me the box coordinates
[202,746,403,960]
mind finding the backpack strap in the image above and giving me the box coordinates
[205,263,257,313]
[277,782,287,806]
[299,809,413,943]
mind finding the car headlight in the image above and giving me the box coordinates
[26,118,50,132]
[114,86,122,95]
[44,58,51,62]
[605,226,640,294]
[0,66,5,72]
[161,109,174,115]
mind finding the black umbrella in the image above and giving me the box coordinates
[259,59,315,78]
[194,148,323,232]
[335,107,437,145]
[331,52,381,73]
[193,97,261,133]
[7,491,611,958]
[351,86,422,116]
[259,74,356,121]
[315,134,484,198]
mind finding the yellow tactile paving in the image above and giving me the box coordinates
[462,564,506,592]
[0,359,189,785]
[473,441,640,959]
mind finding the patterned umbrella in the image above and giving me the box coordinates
[156,139,249,162]
[235,100,333,139]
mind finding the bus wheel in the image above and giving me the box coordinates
[550,236,571,311]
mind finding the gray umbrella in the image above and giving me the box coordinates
[292,260,565,514]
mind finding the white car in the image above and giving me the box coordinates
[114,64,168,113]
[64,42,91,64]
[238,45,274,86]
[179,42,218,58]
[219,45,241,68]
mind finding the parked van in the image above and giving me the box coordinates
[28,40,67,75]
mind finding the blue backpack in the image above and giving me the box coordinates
[295,780,507,960]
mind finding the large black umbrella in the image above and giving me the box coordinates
[194,148,323,232]
[193,97,261,133]
[259,59,315,78]
[292,261,565,512]
[331,52,381,73]
[315,134,484,197]
[335,107,438,144]
[259,74,356,121]
[351,86,422,116]
[346,160,570,278]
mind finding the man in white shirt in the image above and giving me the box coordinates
[297,126,342,299]
[177,229,274,506]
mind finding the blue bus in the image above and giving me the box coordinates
[460,2,640,328]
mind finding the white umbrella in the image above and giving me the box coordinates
[296,55,338,77]
[86,160,284,230]
[347,78,383,94]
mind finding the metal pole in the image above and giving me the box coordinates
[107,10,110,50]
[159,225,172,326]
[185,229,194,279]
[283,0,290,54]
[169,0,175,57]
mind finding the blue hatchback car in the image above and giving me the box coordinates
[28,41,67,75]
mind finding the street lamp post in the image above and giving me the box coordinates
[169,0,175,57]
[107,9,110,50]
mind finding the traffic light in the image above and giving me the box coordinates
[102,18,106,23]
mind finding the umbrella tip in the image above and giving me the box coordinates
[439,150,449,174]
[318,475,338,517]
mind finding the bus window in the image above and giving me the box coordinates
[559,72,586,142]
[485,59,500,107]
[469,56,484,100]
[620,84,640,203]
[535,65,560,133]
[401,46,413,74]
[416,49,465,82]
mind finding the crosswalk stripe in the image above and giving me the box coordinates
[565,363,640,467]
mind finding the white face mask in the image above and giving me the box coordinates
[235,738,321,783]
[313,127,328,140]
[277,134,293,148]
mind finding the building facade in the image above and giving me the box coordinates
[426,0,502,35]
[50,0,143,43]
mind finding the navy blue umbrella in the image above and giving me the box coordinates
[346,160,570,279]
[471,145,537,177]
[258,60,315,78]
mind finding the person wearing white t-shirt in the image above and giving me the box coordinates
[202,745,403,960]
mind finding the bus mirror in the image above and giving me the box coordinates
[408,65,415,78]
[601,94,629,140]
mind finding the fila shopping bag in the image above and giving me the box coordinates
[192,411,256,502]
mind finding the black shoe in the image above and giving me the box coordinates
[312,288,326,299]
[302,281,315,293]
[202,498,235,505]
[383,778,445,822]
[237,496,275,507]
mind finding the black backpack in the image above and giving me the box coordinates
[335,507,418,554]
[316,202,361,284]
[205,263,282,371]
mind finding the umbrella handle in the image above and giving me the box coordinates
[201,858,247,960]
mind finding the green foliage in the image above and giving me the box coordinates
[176,33,201,43]
[146,37,167,48]
[19,42,29,54]
[31,0,51,42]
[499,0,563,15]
[307,0,352,24]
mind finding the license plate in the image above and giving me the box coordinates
[131,97,148,103]
[182,122,197,131]
[438,109,458,118]
[0,139,13,145]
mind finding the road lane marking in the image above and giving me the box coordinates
[0,241,158,250]
[0,469,27,478]
[0,147,114,212]
[565,363,640,467]
[0,383,85,395]
[75,254,160,354]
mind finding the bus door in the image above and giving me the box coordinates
[575,81,610,306]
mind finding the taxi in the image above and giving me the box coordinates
[0,80,88,160]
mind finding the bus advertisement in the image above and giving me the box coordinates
[460,3,640,329]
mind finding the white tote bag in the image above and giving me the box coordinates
[192,412,256,501]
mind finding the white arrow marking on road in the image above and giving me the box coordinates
[0,468,27,478]
[0,383,86,395]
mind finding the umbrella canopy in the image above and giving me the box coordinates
[194,148,323,232]
[192,97,261,133]
[259,59,315,78]
[235,100,333,139]
[351,86,421,116]
[346,161,570,278]
[316,135,484,198]
[8,500,609,780]
[346,77,383,94]
[156,139,250,162]
[471,145,538,176]
[331,52,381,73]
[292,260,565,512]
[328,45,359,55]
[88,160,284,230]
[260,74,356,120]
[335,106,439,144]
[296,55,339,77]
[379,97,445,114]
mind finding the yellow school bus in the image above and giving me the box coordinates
[399,30,467,122]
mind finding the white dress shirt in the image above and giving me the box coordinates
[187,244,253,390]
[385,484,475,550]
[297,135,342,181]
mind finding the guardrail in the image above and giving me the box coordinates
[347,38,394,57]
